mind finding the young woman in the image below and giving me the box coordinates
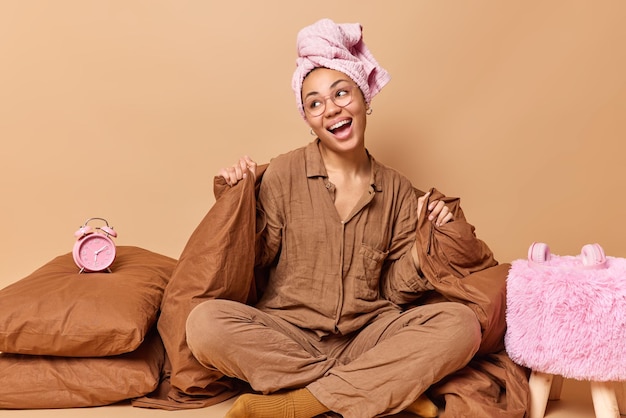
[186,19,481,418]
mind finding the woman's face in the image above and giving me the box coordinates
[301,68,368,154]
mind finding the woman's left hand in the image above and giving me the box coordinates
[417,192,454,227]
[218,155,257,187]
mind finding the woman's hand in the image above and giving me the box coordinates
[417,192,453,227]
[218,155,257,187]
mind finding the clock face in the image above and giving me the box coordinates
[75,234,116,272]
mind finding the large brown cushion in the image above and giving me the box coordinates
[421,263,510,355]
[0,246,176,357]
[0,330,165,409]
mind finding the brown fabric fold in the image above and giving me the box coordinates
[414,187,497,279]
[414,187,504,354]
[135,165,267,409]
[413,187,529,416]
[430,351,530,418]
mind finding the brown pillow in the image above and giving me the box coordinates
[0,330,165,409]
[422,263,510,355]
[0,246,176,357]
[154,169,264,408]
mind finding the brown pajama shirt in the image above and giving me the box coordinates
[186,140,481,417]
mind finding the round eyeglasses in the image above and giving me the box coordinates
[303,85,355,117]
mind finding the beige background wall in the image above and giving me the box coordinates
[2,1,625,286]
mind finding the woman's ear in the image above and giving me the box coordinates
[304,119,315,135]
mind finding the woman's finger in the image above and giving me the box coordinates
[436,207,449,226]
[417,192,431,220]
[218,168,231,185]
[238,158,248,177]
[428,200,445,221]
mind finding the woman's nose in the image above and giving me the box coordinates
[323,97,341,115]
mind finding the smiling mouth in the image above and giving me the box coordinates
[328,119,352,133]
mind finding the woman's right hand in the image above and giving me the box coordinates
[218,155,257,187]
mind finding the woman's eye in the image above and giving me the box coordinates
[335,89,348,98]
[308,99,322,109]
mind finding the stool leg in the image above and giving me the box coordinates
[529,371,554,418]
[549,375,564,400]
[615,381,625,415]
[590,381,619,418]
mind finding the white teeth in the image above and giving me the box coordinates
[329,120,350,131]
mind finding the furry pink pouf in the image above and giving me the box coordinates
[505,251,626,381]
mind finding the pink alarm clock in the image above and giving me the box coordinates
[72,217,118,273]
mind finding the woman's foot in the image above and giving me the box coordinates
[225,388,329,418]
[405,393,438,417]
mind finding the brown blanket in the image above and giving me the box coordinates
[413,188,529,416]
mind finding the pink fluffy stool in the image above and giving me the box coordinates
[505,242,626,418]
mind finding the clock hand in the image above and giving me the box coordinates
[93,245,109,265]
[94,245,109,255]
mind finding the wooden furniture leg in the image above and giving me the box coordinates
[590,381,619,418]
[615,381,625,415]
[549,375,564,400]
[529,371,554,418]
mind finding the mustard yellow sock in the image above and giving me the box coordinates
[405,393,439,417]
[224,388,330,418]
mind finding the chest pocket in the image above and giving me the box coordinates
[356,244,389,300]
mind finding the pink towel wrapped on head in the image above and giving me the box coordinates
[292,18,391,118]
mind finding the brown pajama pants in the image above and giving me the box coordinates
[186,300,481,418]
